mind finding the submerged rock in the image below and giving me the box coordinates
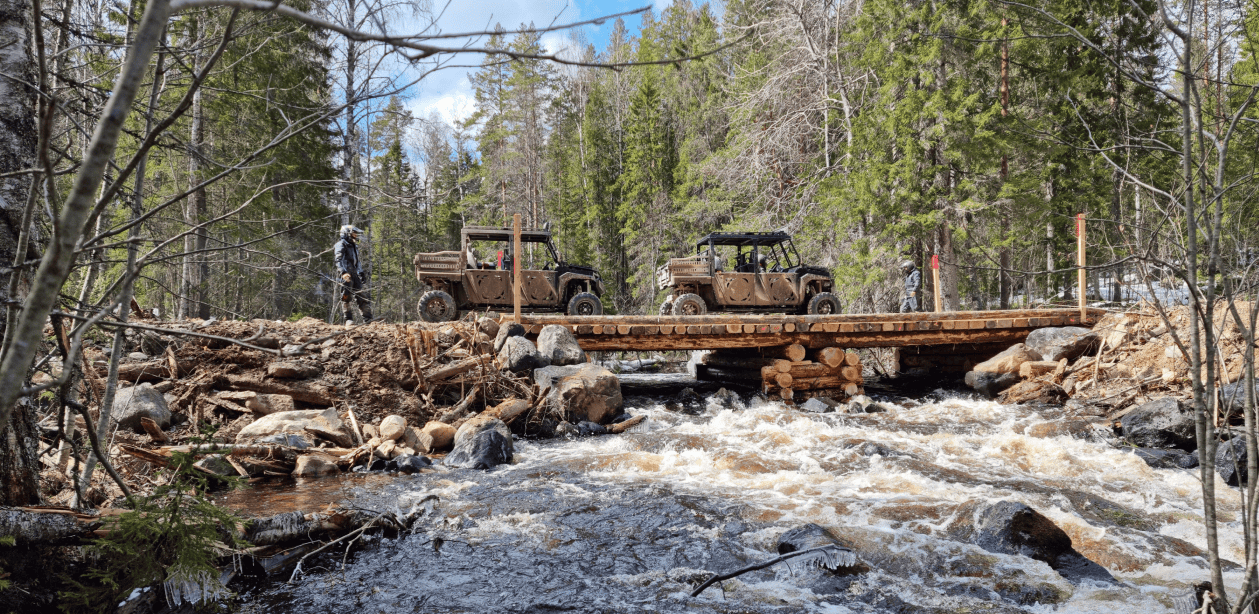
[1133,447,1198,470]
[394,454,432,474]
[964,371,1020,398]
[947,500,1115,585]
[535,363,623,424]
[999,380,1068,405]
[293,454,339,477]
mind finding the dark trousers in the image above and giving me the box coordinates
[341,273,373,321]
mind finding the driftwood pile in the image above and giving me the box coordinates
[36,314,552,505]
[694,344,864,403]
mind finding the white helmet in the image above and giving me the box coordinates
[340,224,364,238]
[901,260,915,271]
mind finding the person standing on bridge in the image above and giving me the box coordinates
[335,225,374,326]
[900,260,921,313]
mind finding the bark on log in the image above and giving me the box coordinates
[427,356,488,383]
[139,417,168,443]
[762,344,806,362]
[608,415,646,434]
[813,347,844,368]
[221,374,334,405]
[766,374,861,392]
[0,507,102,545]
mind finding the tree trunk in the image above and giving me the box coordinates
[0,0,43,506]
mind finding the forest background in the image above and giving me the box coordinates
[29,0,1253,327]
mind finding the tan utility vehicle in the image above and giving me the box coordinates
[413,226,605,322]
[656,231,839,316]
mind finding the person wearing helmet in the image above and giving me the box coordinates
[335,224,373,326]
[900,260,920,313]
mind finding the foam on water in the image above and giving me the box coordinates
[500,392,1240,610]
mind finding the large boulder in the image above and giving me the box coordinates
[444,415,513,470]
[537,325,586,366]
[964,371,1020,398]
[1132,447,1198,470]
[1120,397,1195,451]
[534,363,624,424]
[972,343,1042,374]
[379,415,407,441]
[1024,327,1100,362]
[477,317,500,340]
[236,408,352,446]
[498,336,548,373]
[947,500,1114,585]
[493,322,526,353]
[293,454,339,477]
[111,383,171,433]
[417,421,456,453]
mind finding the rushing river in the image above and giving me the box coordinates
[228,385,1242,613]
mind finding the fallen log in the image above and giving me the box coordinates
[140,417,168,443]
[761,344,806,362]
[765,373,861,392]
[427,356,488,383]
[812,347,845,368]
[608,415,646,434]
[0,506,104,545]
[221,374,335,405]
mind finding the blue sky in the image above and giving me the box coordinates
[405,0,670,126]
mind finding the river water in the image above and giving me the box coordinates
[228,385,1242,613]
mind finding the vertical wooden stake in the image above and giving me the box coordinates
[931,254,942,312]
[1077,213,1086,319]
[513,213,522,323]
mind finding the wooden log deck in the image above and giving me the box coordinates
[518,308,1105,352]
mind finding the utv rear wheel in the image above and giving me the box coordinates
[671,293,707,316]
[417,290,458,322]
[807,292,841,315]
[567,292,603,316]
[659,298,674,315]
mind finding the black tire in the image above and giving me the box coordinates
[417,290,457,322]
[807,292,841,315]
[567,292,603,316]
[659,299,674,315]
[671,293,707,316]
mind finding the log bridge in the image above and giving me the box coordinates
[517,307,1105,403]
[518,308,1103,352]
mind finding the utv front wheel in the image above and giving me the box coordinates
[567,292,603,316]
[417,290,458,322]
[659,298,674,315]
[807,292,841,315]
[671,293,707,316]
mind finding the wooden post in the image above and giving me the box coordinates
[931,254,942,312]
[1077,213,1085,320]
[513,213,522,323]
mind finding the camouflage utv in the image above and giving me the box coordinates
[412,226,604,322]
[656,231,839,316]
